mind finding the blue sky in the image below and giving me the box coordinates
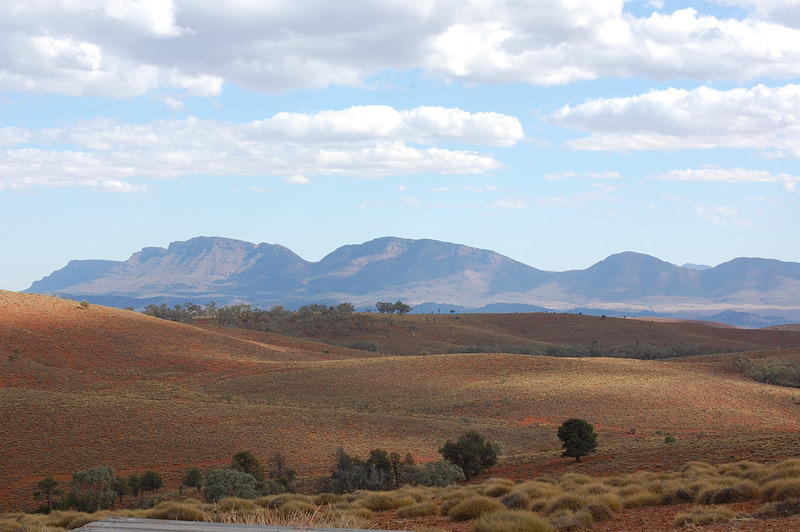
[2,0,799,290]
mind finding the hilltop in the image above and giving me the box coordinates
[3,290,800,518]
[25,236,800,326]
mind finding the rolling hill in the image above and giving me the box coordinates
[3,290,800,516]
[25,237,800,326]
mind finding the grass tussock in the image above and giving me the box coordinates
[215,497,255,513]
[761,479,800,502]
[543,494,587,515]
[696,481,759,504]
[313,492,343,505]
[148,502,205,521]
[754,500,800,519]
[672,506,736,527]
[397,502,438,518]
[358,493,415,511]
[472,511,555,532]
[501,491,531,509]
[448,496,505,521]
[548,509,593,531]
[203,505,370,528]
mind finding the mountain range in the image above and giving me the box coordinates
[26,236,800,327]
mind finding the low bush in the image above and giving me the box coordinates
[672,506,735,527]
[473,511,555,532]
[313,492,343,505]
[754,500,800,519]
[448,496,505,521]
[543,494,586,515]
[397,501,438,518]
[148,502,204,521]
[502,491,531,509]
[215,497,256,512]
[762,479,800,502]
[358,493,415,511]
[547,509,593,531]
[696,481,759,504]
[277,500,316,515]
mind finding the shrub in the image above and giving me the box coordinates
[696,481,759,504]
[502,491,531,509]
[548,509,593,531]
[440,431,500,479]
[358,493,415,511]
[672,506,735,527]
[216,497,256,512]
[277,500,316,515]
[148,502,204,521]
[448,496,505,521]
[401,461,466,487]
[204,469,259,502]
[473,511,555,532]
[397,501,438,518]
[754,500,800,518]
[762,479,800,501]
[182,468,203,490]
[231,451,265,482]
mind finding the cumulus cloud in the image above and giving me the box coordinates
[553,84,800,157]
[489,199,526,209]
[2,1,800,97]
[0,106,515,191]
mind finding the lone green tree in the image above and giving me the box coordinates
[182,468,203,492]
[557,418,598,462]
[439,430,499,479]
[34,477,62,512]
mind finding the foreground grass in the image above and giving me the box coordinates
[5,458,800,531]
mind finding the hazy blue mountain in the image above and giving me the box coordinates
[26,237,800,324]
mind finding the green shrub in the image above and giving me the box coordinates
[448,496,505,521]
[397,501,438,518]
[204,469,259,502]
[440,431,501,480]
[473,511,555,532]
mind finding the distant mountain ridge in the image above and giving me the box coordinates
[27,236,800,326]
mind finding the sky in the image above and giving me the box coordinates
[2,0,800,291]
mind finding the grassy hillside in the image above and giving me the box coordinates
[196,310,800,357]
[2,291,800,519]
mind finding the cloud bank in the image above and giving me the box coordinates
[3,1,800,97]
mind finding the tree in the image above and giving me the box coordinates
[375,301,395,313]
[34,477,62,512]
[269,453,296,492]
[182,468,203,491]
[141,471,163,493]
[439,431,500,479]
[392,301,411,314]
[231,451,264,482]
[557,418,598,462]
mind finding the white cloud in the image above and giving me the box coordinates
[284,174,310,185]
[0,106,513,191]
[431,186,450,192]
[464,184,498,192]
[401,196,423,207]
[545,171,622,180]
[554,84,800,157]
[3,2,800,97]
[654,168,800,187]
[694,204,753,226]
[489,199,526,209]
[163,97,186,111]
